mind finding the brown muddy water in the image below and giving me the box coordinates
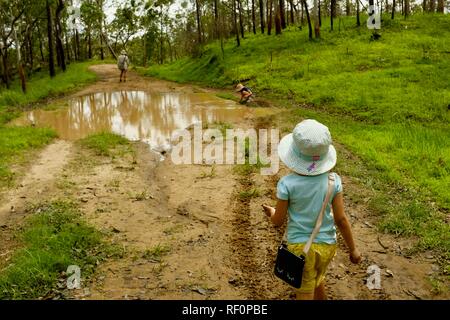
[14,90,250,149]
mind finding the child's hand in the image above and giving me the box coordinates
[350,249,362,264]
[262,204,275,218]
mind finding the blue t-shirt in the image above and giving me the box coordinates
[276,172,343,244]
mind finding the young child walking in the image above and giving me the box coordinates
[263,119,361,300]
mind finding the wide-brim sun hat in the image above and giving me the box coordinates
[235,84,244,92]
[121,50,127,55]
[278,119,337,176]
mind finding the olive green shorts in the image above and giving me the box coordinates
[287,243,337,293]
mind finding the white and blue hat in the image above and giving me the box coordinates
[278,119,337,176]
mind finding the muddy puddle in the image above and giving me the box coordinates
[14,90,251,149]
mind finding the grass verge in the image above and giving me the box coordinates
[0,200,120,299]
[0,126,56,187]
[79,132,131,157]
[0,61,100,188]
[0,61,98,109]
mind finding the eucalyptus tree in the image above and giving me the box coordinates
[109,1,141,50]
[81,0,103,59]
[0,0,27,88]
[301,0,312,39]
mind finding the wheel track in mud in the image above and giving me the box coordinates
[229,147,291,298]
[230,173,261,299]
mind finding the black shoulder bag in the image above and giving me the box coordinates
[274,173,336,288]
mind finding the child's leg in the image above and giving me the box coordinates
[296,292,314,300]
[314,281,327,300]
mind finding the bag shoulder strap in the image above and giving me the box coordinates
[302,173,336,255]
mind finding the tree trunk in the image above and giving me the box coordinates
[0,51,4,87]
[437,0,444,12]
[55,24,61,67]
[55,0,66,71]
[302,0,313,39]
[214,0,220,39]
[301,0,305,25]
[12,22,26,93]
[252,0,257,34]
[37,25,45,63]
[143,36,147,67]
[160,5,164,64]
[318,0,322,27]
[195,0,202,44]
[26,28,34,71]
[238,0,245,38]
[422,0,427,11]
[346,0,351,15]
[233,0,241,46]
[99,11,105,60]
[313,0,320,37]
[392,0,396,18]
[87,28,92,59]
[280,0,286,29]
[46,0,56,77]
[275,1,282,34]
[268,0,273,35]
[330,0,336,30]
[259,0,265,33]
[289,0,295,24]
[404,0,409,18]
[246,0,252,33]
[65,32,71,62]
[1,50,9,88]
[167,37,173,62]
[356,0,361,26]
[429,0,436,12]
[101,32,117,60]
[75,29,80,61]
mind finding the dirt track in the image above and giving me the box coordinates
[0,64,447,300]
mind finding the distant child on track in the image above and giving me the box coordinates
[263,119,361,300]
[235,83,253,104]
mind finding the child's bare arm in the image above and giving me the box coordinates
[332,193,361,264]
[262,200,288,227]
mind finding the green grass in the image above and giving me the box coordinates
[146,14,450,266]
[199,165,217,179]
[79,132,130,157]
[0,200,120,299]
[0,61,98,109]
[216,92,238,102]
[0,126,56,187]
[142,244,171,262]
[238,188,261,200]
[0,61,99,188]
